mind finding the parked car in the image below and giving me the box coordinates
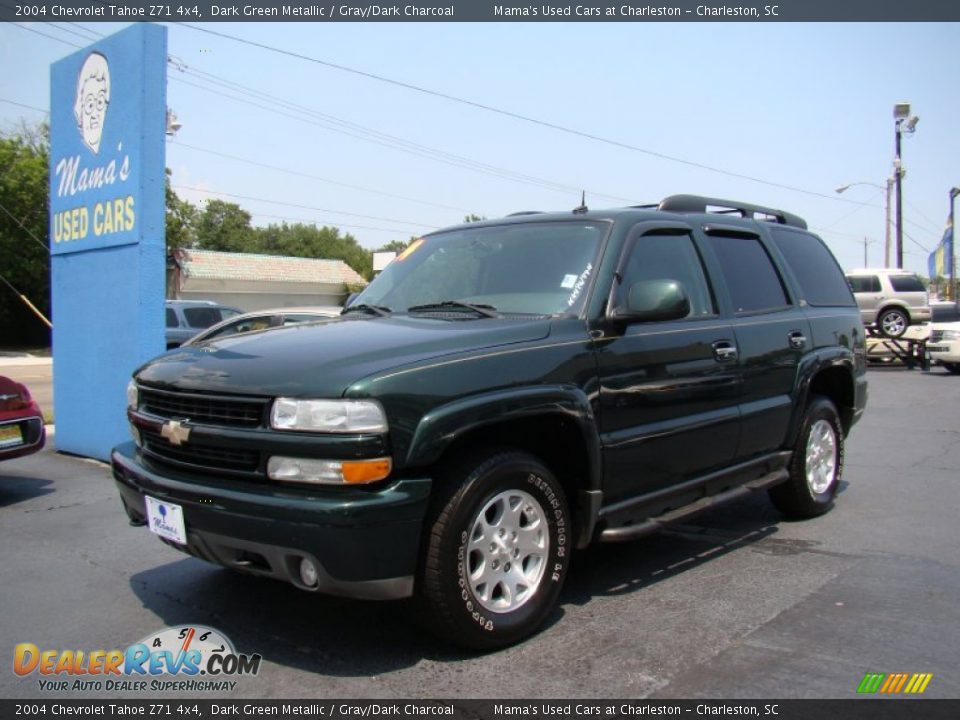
[0,376,46,461]
[114,195,867,649]
[182,307,342,347]
[926,321,960,374]
[165,300,242,349]
[845,268,932,338]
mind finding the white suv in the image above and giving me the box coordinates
[927,321,960,374]
[845,268,932,338]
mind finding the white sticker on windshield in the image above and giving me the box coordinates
[566,263,593,307]
[561,274,578,289]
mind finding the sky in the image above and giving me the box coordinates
[2,21,959,277]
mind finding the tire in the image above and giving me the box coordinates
[942,362,960,375]
[877,307,909,338]
[768,395,844,519]
[418,449,571,650]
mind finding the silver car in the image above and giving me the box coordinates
[845,269,932,338]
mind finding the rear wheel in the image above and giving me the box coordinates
[942,362,960,375]
[769,396,844,519]
[877,307,909,338]
[418,450,571,650]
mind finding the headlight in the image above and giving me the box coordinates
[270,398,388,433]
[126,380,139,410]
[941,330,960,341]
[267,456,392,485]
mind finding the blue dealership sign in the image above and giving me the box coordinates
[49,24,167,460]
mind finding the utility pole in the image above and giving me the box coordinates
[863,237,875,267]
[893,102,919,270]
[951,187,959,305]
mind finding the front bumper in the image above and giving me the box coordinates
[111,442,431,600]
[927,339,960,364]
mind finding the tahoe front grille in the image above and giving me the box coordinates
[142,428,260,473]
[139,386,267,428]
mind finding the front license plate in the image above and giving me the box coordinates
[0,424,23,449]
[145,496,188,545]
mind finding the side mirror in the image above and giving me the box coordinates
[612,279,690,323]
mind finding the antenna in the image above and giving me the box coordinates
[573,191,588,215]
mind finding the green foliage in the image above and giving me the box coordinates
[194,199,255,252]
[375,238,417,255]
[165,169,197,252]
[464,214,486,223]
[0,123,51,345]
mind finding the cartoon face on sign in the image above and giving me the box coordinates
[73,52,110,154]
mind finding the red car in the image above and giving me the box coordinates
[0,376,46,461]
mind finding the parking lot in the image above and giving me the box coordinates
[1,365,958,700]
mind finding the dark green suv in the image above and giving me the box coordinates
[112,195,868,650]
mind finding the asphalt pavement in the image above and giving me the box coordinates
[1,366,958,700]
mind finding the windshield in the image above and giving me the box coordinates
[354,221,607,316]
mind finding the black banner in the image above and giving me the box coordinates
[1,0,959,22]
[1,700,959,720]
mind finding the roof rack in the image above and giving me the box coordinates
[505,211,544,217]
[658,194,807,230]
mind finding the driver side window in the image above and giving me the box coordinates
[620,233,716,318]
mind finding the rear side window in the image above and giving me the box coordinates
[847,275,881,293]
[770,229,855,307]
[889,275,926,293]
[165,308,179,328]
[706,234,789,313]
[183,307,224,329]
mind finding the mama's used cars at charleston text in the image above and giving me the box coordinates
[112,195,868,649]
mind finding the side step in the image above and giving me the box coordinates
[598,468,788,543]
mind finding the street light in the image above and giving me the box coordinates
[836,179,894,267]
[950,187,959,305]
[893,102,919,269]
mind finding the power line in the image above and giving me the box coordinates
[168,67,634,204]
[0,98,47,115]
[174,185,439,229]
[0,200,49,254]
[170,141,471,214]
[8,22,83,49]
[177,23,872,206]
[44,21,103,43]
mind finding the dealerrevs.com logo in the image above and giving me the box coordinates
[13,625,261,692]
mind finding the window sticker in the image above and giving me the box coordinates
[566,263,593,307]
[561,274,579,289]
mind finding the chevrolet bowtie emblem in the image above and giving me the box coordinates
[160,420,191,446]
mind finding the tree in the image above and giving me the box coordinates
[375,238,418,255]
[0,123,51,347]
[194,199,254,252]
[165,169,197,253]
[464,214,486,223]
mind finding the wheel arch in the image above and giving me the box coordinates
[406,385,603,547]
[791,354,857,443]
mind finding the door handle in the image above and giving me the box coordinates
[788,331,807,349]
[712,341,738,362]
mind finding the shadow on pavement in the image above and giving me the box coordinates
[127,493,806,674]
[0,474,55,506]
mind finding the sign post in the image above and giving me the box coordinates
[49,24,167,460]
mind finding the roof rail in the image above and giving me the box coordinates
[506,211,543,217]
[658,194,807,230]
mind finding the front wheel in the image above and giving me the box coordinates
[769,395,844,519]
[418,450,571,650]
[942,362,960,375]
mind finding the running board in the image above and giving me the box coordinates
[598,468,788,543]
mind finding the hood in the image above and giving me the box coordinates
[135,315,551,398]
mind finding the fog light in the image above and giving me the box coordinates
[267,456,392,485]
[299,557,319,587]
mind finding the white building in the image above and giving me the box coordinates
[168,249,367,311]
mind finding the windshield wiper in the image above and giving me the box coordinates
[407,300,499,318]
[342,303,392,317]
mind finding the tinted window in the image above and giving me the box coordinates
[770,229,855,307]
[847,275,881,293]
[165,308,178,328]
[620,232,715,317]
[183,307,225,329]
[706,234,789,313]
[889,275,926,293]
